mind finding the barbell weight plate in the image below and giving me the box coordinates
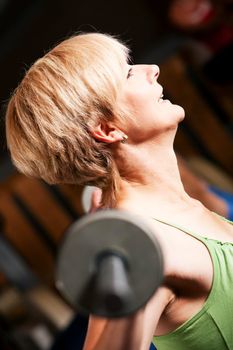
[56,210,164,318]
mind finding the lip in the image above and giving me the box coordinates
[159,85,163,94]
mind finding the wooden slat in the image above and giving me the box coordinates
[206,83,233,123]
[58,184,85,216]
[0,190,54,284]
[160,55,233,177]
[0,271,8,288]
[27,286,74,329]
[11,175,72,244]
[175,128,200,157]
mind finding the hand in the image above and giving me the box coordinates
[82,186,102,214]
[89,187,102,213]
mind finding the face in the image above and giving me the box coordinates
[117,63,185,142]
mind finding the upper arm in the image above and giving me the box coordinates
[83,285,174,350]
[83,316,108,350]
[140,286,175,349]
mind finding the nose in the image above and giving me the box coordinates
[147,65,160,83]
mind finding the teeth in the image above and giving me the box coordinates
[158,94,164,102]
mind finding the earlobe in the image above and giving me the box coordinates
[90,123,126,144]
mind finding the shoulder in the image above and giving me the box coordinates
[145,218,213,287]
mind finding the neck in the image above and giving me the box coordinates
[114,137,195,218]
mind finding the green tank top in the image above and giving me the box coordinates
[152,216,233,350]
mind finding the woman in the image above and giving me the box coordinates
[6,33,233,349]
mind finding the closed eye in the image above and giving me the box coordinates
[127,68,133,79]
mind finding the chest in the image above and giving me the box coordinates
[153,225,214,335]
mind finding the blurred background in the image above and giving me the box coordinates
[0,0,233,349]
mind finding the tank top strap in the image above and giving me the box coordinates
[211,212,233,226]
[152,214,233,242]
[152,217,206,242]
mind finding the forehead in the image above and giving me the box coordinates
[92,35,130,82]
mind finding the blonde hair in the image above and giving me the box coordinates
[6,32,130,208]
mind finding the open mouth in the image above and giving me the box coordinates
[158,93,164,103]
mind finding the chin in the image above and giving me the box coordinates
[172,103,185,121]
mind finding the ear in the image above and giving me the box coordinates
[90,122,124,144]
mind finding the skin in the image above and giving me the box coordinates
[86,157,228,218]
[83,63,233,350]
[177,155,228,218]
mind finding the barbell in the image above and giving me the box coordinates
[56,210,164,318]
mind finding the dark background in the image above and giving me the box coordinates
[0,1,232,349]
[0,0,171,164]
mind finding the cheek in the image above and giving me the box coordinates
[126,89,156,114]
